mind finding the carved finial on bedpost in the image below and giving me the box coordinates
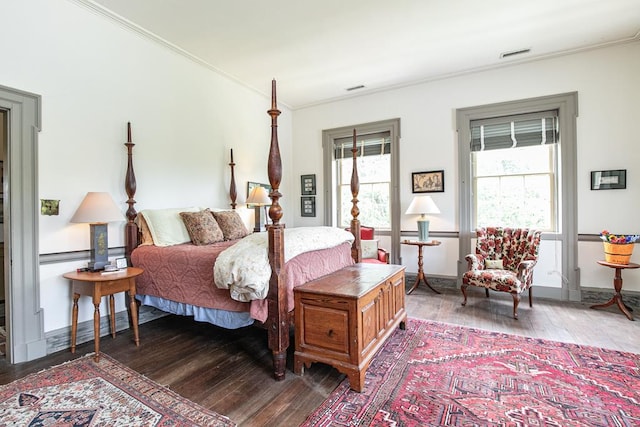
[266,79,287,381]
[267,79,283,226]
[124,122,138,262]
[350,129,362,262]
[229,149,237,210]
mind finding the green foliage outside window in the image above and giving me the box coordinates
[338,154,391,228]
[473,144,556,231]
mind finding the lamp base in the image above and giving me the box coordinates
[252,206,266,232]
[89,223,109,271]
[87,261,109,272]
[417,219,430,242]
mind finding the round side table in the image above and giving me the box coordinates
[591,261,639,321]
[401,239,441,294]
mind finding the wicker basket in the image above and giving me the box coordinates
[603,242,634,265]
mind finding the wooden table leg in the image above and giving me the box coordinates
[406,245,440,295]
[109,294,116,338]
[71,293,79,354]
[128,279,140,346]
[590,266,634,321]
[92,294,101,361]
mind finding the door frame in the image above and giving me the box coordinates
[0,84,46,363]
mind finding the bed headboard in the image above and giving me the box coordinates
[123,124,239,262]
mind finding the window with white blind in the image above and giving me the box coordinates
[322,119,401,263]
[334,131,391,228]
[470,111,559,231]
[456,92,579,300]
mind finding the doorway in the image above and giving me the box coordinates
[0,110,5,357]
[0,84,45,363]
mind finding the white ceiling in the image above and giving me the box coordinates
[87,0,640,109]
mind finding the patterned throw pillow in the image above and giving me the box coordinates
[361,240,379,259]
[212,210,250,241]
[179,209,224,245]
[485,259,504,269]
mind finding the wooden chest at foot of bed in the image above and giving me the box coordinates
[293,263,406,392]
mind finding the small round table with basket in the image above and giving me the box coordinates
[591,259,639,321]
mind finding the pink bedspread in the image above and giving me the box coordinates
[131,240,354,323]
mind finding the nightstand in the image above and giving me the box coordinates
[401,239,441,294]
[63,267,143,361]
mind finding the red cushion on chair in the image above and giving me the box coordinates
[360,226,375,240]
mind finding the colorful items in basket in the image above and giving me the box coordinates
[600,230,640,244]
[600,230,639,264]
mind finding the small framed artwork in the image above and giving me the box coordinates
[591,169,626,190]
[301,196,316,217]
[115,257,128,269]
[412,170,444,193]
[301,174,316,195]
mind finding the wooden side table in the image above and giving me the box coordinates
[591,261,639,321]
[63,267,144,361]
[402,239,441,294]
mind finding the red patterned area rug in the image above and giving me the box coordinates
[0,353,235,426]
[303,318,640,426]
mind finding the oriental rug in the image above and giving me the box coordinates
[0,353,235,426]
[303,318,640,426]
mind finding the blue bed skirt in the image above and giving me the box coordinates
[136,294,255,329]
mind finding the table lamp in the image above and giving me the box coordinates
[70,192,125,271]
[405,195,440,242]
[246,186,271,232]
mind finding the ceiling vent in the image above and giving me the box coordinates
[500,48,531,59]
[346,85,365,91]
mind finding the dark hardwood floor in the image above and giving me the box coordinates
[1,280,639,426]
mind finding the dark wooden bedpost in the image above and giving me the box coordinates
[124,122,138,263]
[229,149,237,210]
[349,129,362,263]
[266,79,288,381]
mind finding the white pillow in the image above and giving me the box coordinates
[140,207,201,247]
[361,239,379,259]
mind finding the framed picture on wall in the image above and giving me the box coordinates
[591,169,626,190]
[412,170,444,193]
[301,174,316,195]
[301,196,316,217]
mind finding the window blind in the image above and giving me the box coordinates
[334,131,391,159]
[471,111,558,152]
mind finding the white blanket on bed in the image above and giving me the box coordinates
[214,226,355,302]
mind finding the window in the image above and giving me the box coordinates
[471,112,558,231]
[456,92,579,301]
[334,132,391,228]
[322,119,401,263]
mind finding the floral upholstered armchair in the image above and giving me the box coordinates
[461,227,542,319]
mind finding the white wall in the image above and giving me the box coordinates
[2,0,293,333]
[292,41,640,292]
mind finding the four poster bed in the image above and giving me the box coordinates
[123,81,367,380]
